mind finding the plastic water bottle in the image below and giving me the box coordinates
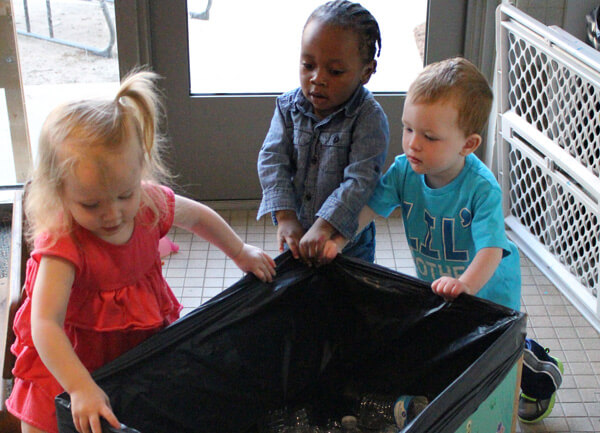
[261,407,288,433]
[341,415,362,433]
[284,407,323,433]
[322,418,343,433]
[393,395,429,428]
[284,407,310,433]
[356,394,396,430]
[354,393,429,431]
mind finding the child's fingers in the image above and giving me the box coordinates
[100,406,121,430]
[265,253,276,269]
[259,252,276,276]
[433,278,464,301]
[281,234,300,259]
[258,267,273,283]
[263,255,276,276]
[432,278,451,297]
[317,241,338,265]
[312,241,325,261]
[287,239,301,259]
[74,415,94,433]
[260,259,276,282]
[89,414,103,433]
[73,416,84,433]
[325,243,338,260]
[244,251,276,283]
[297,240,312,265]
[299,238,325,267]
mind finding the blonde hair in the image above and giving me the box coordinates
[25,69,171,245]
[407,57,493,136]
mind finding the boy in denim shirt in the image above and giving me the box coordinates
[257,0,389,263]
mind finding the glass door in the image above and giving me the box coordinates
[1,0,120,186]
[117,0,467,201]
[188,1,426,94]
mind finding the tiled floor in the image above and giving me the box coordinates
[162,209,600,433]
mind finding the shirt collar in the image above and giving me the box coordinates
[292,85,366,120]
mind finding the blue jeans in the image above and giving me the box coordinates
[341,221,376,263]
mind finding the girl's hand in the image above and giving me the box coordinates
[70,381,120,433]
[232,243,276,282]
[275,211,305,259]
[431,276,473,301]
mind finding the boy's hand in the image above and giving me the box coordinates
[320,239,342,263]
[275,210,305,259]
[232,244,276,282]
[431,276,473,301]
[314,233,348,265]
[70,382,120,433]
[299,218,336,266]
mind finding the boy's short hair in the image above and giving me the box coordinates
[408,57,493,136]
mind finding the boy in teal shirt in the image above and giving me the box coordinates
[318,57,563,424]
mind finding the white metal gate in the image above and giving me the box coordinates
[496,3,600,331]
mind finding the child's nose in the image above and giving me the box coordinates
[408,135,421,150]
[102,202,120,223]
[310,69,326,86]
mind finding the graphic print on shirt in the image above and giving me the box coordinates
[404,202,472,281]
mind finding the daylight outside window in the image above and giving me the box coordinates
[1,0,119,186]
[187,0,427,94]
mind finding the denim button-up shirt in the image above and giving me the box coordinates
[257,86,389,239]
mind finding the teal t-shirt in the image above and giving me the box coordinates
[369,154,521,311]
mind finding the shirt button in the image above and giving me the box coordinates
[305,193,312,201]
[333,135,339,143]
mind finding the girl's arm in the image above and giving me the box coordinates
[31,256,120,433]
[431,247,503,300]
[174,195,276,282]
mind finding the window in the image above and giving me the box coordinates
[187,0,427,94]
[1,0,119,186]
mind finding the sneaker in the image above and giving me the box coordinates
[521,339,564,398]
[518,339,564,423]
[518,392,557,424]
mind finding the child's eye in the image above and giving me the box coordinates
[330,69,345,76]
[301,62,314,71]
[119,192,133,200]
[80,202,99,209]
[425,135,438,141]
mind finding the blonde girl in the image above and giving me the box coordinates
[6,70,276,433]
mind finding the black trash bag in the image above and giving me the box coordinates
[56,252,526,433]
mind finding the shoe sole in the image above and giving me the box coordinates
[518,356,564,424]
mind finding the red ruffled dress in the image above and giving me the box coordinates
[6,185,182,433]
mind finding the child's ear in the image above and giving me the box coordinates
[361,60,377,84]
[460,133,482,156]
